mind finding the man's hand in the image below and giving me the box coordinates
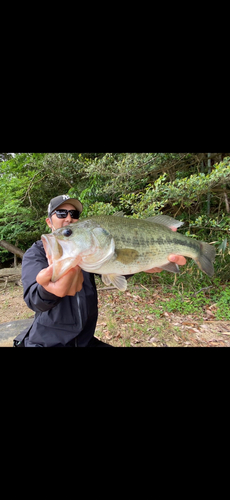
[146,254,187,273]
[36,265,84,297]
[145,222,187,273]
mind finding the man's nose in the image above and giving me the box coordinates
[65,214,72,223]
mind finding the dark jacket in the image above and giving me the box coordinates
[18,240,98,347]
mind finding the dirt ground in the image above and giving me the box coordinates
[0,286,32,324]
[0,283,230,347]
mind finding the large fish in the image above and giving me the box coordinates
[41,214,216,291]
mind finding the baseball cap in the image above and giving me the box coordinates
[48,195,83,217]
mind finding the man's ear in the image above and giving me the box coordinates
[46,217,52,229]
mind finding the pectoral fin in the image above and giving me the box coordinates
[102,274,127,291]
[101,275,112,286]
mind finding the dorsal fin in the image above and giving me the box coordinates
[146,215,184,230]
[113,211,125,217]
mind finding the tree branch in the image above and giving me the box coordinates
[0,241,24,258]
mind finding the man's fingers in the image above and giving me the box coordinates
[145,267,163,273]
[168,254,187,265]
[65,266,84,295]
[146,255,187,273]
[36,264,84,297]
[36,265,53,286]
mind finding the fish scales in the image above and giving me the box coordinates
[41,214,216,290]
[80,216,211,275]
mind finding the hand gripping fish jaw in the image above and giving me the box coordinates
[41,233,81,282]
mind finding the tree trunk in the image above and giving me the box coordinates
[224,191,230,213]
[14,240,18,267]
[207,152,211,215]
[0,240,24,259]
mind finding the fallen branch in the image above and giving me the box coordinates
[191,286,213,297]
[0,241,24,259]
[0,267,22,278]
[140,284,150,292]
[0,268,22,290]
[97,286,117,290]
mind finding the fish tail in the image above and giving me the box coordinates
[195,242,216,277]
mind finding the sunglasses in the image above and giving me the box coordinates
[51,209,80,219]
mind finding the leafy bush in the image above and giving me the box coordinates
[0,152,229,290]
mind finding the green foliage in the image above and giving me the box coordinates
[215,287,230,320]
[0,152,230,290]
[148,291,211,317]
[139,284,230,321]
[118,157,230,216]
[0,152,83,253]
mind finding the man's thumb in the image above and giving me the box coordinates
[36,265,53,286]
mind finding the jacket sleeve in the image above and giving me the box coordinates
[22,241,61,313]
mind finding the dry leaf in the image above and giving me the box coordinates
[149,336,157,343]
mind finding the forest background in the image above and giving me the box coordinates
[0,152,230,288]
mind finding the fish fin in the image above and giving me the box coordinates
[116,248,139,264]
[113,211,125,217]
[101,274,112,286]
[195,242,216,277]
[146,215,184,230]
[159,262,180,273]
[102,274,127,291]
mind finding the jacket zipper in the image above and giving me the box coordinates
[76,294,82,331]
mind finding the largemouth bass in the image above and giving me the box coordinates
[41,214,216,291]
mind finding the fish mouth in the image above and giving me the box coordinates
[41,234,81,282]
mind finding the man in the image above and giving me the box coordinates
[14,195,186,347]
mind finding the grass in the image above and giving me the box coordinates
[128,268,230,318]
[95,269,230,346]
[143,284,229,319]
[1,266,229,347]
[212,287,230,320]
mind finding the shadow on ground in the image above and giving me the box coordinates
[0,318,34,347]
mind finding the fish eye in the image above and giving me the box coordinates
[63,228,73,237]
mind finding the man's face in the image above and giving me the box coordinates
[46,203,80,232]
